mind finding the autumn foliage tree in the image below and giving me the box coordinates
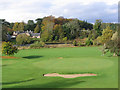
[13,22,19,31]
[2,42,18,56]
[18,22,25,31]
[53,24,64,41]
[97,26,113,45]
[97,26,120,56]
[104,31,120,56]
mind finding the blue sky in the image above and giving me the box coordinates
[0,0,118,23]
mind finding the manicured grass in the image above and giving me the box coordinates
[2,47,118,88]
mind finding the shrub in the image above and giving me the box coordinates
[32,38,40,42]
[30,41,45,49]
[85,38,93,46]
[41,30,49,42]
[93,39,101,46]
[59,38,63,43]
[77,41,85,46]
[49,35,53,42]
[55,36,58,41]
[80,36,84,39]
[73,40,77,46]
[77,41,82,46]
[2,42,18,56]
[63,37,67,44]
[16,34,32,45]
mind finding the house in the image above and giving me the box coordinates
[13,31,20,36]
[11,30,40,39]
[6,33,11,41]
[31,33,40,38]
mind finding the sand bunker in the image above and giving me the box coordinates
[44,73,97,78]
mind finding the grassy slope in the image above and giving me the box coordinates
[2,47,118,88]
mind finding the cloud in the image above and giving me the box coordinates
[0,0,118,23]
[49,1,118,23]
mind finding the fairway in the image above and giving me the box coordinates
[2,47,118,88]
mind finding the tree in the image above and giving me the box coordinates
[101,31,120,56]
[79,20,93,30]
[41,30,49,42]
[13,22,19,31]
[85,38,93,46]
[2,25,8,41]
[2,42,18,56]
[55,16,69,25]
[28,20,34,25]
[18,22,25,31]
[41,16,55,40]
[41,16,55,32]
[35,18,43,25]
[1,19,11,41]
[97,26,113,45]
[88,29,97,40]
[94,19,102,36]
[101,23,118,32]
[16,34,32,45]
[110,31,120,56]
[35,18,42,33]
[9,23,14,29]
[24,20,35,31]
[63,19,80,39]
[53,24,64,41]
[34,24,40,33]
[98,27,120,56]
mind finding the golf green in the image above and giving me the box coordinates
[2,47,118,88]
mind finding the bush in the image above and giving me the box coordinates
[49,35,53,42]
[63,37,67,43]
[41,30,49,42]
[77,41,81,46]
[16,34,32,45]
[32,38,40,42]
[55,36,58,41]
[80,36,84,39]
[85,38,93,46]
[30,41,45,49]
[93,39,101,46]
[73,40,77,46]
[2,42,18,56]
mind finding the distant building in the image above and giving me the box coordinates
[6,33,11,41]
[11,30,40,39]
[31,33,40,38]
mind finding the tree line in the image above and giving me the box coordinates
[2,15,118,42]
[1,16,119,56]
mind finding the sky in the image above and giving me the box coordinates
[0,0,119,23]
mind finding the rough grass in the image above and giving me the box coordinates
[2,47,118,88]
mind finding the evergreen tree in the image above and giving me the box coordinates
[94,19,102,36]
[34,24,40,33]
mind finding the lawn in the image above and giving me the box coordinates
[2,47,118,88]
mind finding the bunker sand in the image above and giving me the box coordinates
[44,73,97,78]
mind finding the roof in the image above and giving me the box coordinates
[31,33,40,36]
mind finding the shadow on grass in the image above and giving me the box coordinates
[22,55,43,59]
[12,78,85,88]
[2,78,35,85]
[40,79,85,88]
[2,65,8,67]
